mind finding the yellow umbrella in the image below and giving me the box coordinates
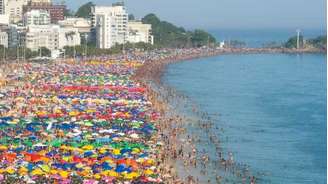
[124,172,140,179]
[59,170,69,178]
[31,168,44,176]
[82,145,94,150]
[144,169,154,175]
[132,148,140,154]
[113,149,121,155]
[18,167,28,175]
[50,169,58,175]
[0,145,8,150]
[107,170,118,177]
[5,167,15,174]
[39,164,50,173]
[94,174,101,179]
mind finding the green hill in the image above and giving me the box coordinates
[75,2,94,18]
[142,13,216,48]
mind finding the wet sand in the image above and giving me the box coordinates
[133,47,325,183]
[0,47,325,183]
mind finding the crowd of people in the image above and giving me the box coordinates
[0,47,259,184]
[133,48,259,184]
[0,56,172,183]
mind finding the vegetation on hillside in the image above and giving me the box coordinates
[284,35,305,48]
[307,36,327,49]
[128,14,135,21]
[64,8,75,17]
[142,14,216,48]
[75,2,94,19]
[284,35,326,49]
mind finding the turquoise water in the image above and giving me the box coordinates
[164,53,326,183]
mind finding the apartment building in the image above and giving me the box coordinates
[127,21,153,44]
[91,3,128,48]
[23,9,50,25]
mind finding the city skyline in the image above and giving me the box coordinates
[60,0,327,30]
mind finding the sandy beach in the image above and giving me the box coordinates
[0,47,325,184]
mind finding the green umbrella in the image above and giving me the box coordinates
[51,139,63,147]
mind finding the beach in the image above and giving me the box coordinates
[0,47,325,183]
[163,53,326,184]
[134,47,326,183]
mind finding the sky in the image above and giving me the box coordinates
[59,0,326,30]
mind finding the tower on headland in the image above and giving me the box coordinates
[296,29,301,49]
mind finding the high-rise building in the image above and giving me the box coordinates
[23,2,65,23]
[0,14,9,24]
[23,9,50,25]
[91,3,128,49]
[0,0,5,14]
[0,24,22,48]
[127,21,153,44]
[6,0,29,23]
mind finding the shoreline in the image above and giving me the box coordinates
[0,47,325,183]
[133,47,326,85]
[133,47,326,183]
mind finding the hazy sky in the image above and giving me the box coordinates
[60,0,326,30]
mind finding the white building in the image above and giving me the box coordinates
[58,17,91,34]
[219,41,225,48]
[127,21,153,44]
[58,27,81,49]
[26,25,59,51]
[91,3,128,49]
[26,25,80,51]
[0,0,5,14]
[6,0,29,23]
[0,14,9,24]
[0,31,7,47]
[23,9,50,25]
[30,0,51,4]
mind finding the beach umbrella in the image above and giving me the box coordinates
[39,164,50,173]
[112,149,121,155]
[115,164,127,173]
[32,143,47,148]
[31,168,44,176]
[51,139,63,147]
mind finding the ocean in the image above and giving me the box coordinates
[163,53,326,183]
[209,28,326,47]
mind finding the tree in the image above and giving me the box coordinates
[40,47,51,57]
[284,35,304,48]
[142,13,216,48]
[75,2,94,18]
[25,49,39,59]
[142,14,161,26]
[191,29,216,47]
[64,8,75,17]
[307,36,326,49]
[128,14,135,21]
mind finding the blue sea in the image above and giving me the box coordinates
[209,29,326,47]
[164,53,326,183]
